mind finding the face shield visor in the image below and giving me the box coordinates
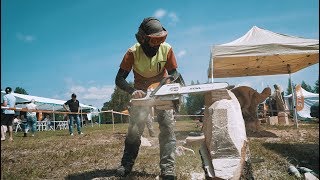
[146,30,167,47]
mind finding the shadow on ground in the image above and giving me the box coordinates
[247,130,278,138]
[65,169,158,180]
[263,142,319,174]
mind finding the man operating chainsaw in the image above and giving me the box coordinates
[115,17,184,179]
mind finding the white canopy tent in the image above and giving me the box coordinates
[1,91,98,128]
[1,91,97,111]
[284,87,319,119]
[208,26,319,127]
[208,26,319,78]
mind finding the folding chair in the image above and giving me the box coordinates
[14,123,22,133]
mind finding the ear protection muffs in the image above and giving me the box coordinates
[135,17,161,44]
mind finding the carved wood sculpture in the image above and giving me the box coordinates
[231,86,271,131]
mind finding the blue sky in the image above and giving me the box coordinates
[1,0,319,109]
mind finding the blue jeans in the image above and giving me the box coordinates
[26,115,37,133]
[68,114,81,134]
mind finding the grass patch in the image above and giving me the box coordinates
[1,120,319,179]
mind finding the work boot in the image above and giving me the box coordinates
[116,165,132,177]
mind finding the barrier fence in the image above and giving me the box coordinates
[2,106,206,133]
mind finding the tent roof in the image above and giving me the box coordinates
[209,26,319,78]
[284,88,319,98]
[1,91,97,111]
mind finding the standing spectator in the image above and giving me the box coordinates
[1,87,16,141]
[26,99,38,137]
[63,93,83,136]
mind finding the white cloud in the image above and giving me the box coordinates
[153,9,179,25]
[16,32,36,42]
[168,12,179,25]
[154,9,167,19]
[177,50,186,58]
[60,77,115,108]
[68,85,114,109]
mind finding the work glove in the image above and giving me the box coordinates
[131,90,146,99]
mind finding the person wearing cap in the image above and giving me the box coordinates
[25,99,38,137]
[1,87,16,141]
[63,93,83,136]
[115,17,184,179]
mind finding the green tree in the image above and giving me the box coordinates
[14,87,28,95]
[301,81,313,92]
[101,83,132,123]
[286,78,295,95]
[186,93,204,115]
[313,79,319,93]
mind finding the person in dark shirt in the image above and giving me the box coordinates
[63,93,83,136]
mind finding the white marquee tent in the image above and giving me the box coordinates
[284,88,319,119]
[208,26,319,78]
[208,26,319,126]
[1,91,97,112]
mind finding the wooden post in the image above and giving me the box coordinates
[53,106,55,131]
[112,110,115,132]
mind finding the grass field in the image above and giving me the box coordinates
[1,119,319,180]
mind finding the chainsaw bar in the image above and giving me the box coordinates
[152,82,229,96]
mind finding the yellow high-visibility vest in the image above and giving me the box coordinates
[130,42,171,78]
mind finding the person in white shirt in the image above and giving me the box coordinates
[1,87,16,141]
[25,99,38,137]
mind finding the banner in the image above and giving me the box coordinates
[295,84,304,111]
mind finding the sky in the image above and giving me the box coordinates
[1,0,319,109]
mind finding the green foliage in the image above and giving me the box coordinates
[286,78,296,95]
[186,93,204,115]
[185,80,204,115]
[301,80,313,92]
[101,83,132,123]
[14,87,28,95]
[313,79,319,93]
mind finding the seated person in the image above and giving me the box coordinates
[13,115,22,131]
[43,115,53,129]
[13,115,22,124]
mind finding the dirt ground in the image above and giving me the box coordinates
[1,119,319,179]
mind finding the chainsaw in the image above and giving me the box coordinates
[130,74,229,111]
